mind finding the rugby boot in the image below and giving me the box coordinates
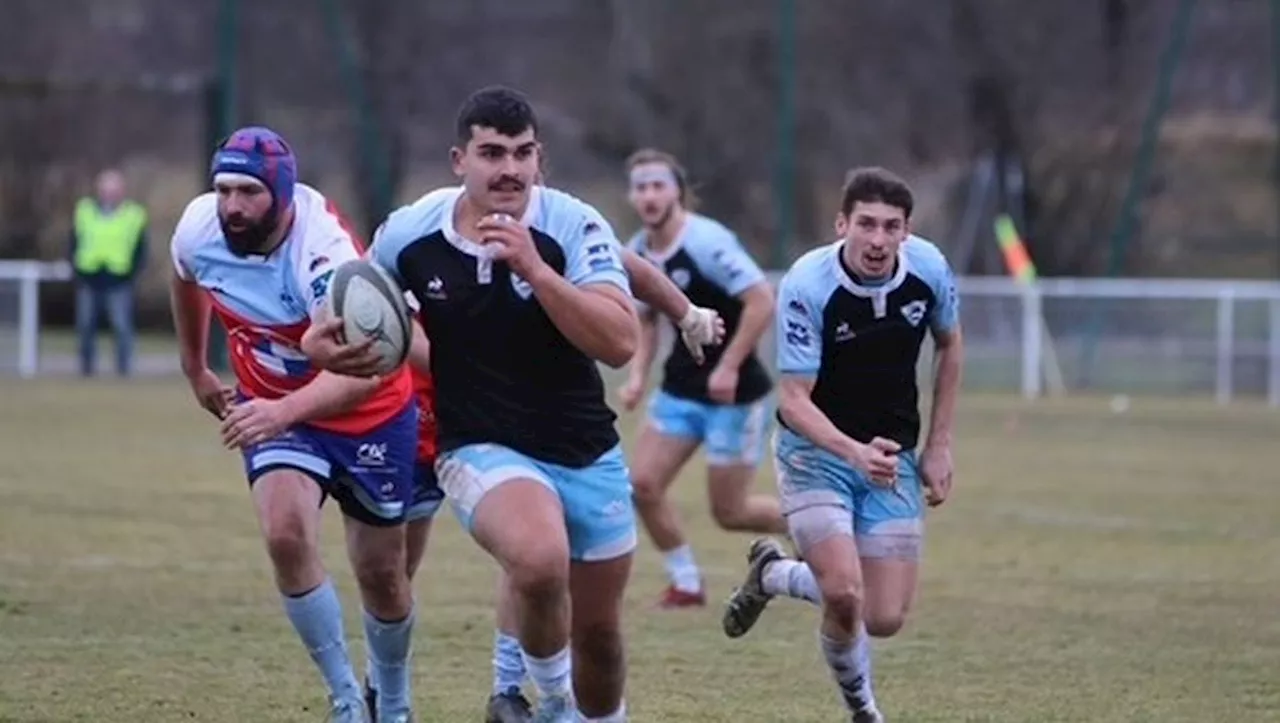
[530,693,574,723]
[657,582,707,609]
[852,703,885,723]
[722,537,787,638]
[485,686,533,723]
[326,696,370,723]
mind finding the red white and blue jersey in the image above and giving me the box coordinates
[170,183,412,435]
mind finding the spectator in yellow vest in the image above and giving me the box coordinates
[69,169,148,377]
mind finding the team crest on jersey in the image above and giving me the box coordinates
[900,300,928,327]
[510,272,534,300]
[671,268,692,289]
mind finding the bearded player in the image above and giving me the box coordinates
[170,126,420,723]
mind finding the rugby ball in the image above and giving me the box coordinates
[326,259,413,376]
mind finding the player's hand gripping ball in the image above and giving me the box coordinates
[324,259,413,376]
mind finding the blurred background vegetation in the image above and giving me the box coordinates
[1,0,1277,327]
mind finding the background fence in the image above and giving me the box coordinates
[4,0,1280,329]
[749,272,1280,406]
[7,260,1275,405]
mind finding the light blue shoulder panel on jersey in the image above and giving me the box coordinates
[535,187,631,296]
[195,246,307,325]
[902,235,960,336]
[174,194,308,326]
[775,243,843,377]
[681,214,765,297]
[369,188,458,285]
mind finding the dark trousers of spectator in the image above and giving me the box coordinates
[75,282,134,377]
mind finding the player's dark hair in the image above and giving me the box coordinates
[455,85,538,142]
[840,166,914,219]
[626,148,698,210]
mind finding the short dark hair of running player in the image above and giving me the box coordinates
[626,148,698,209]
[455,85,539,142]
[452,86,541,217]
[840,166,914,219]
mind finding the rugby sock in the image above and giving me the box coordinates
[364,607,415,716]
[492,630,528,695]
[820,631,877,715]
[662,544,702,593]
[762,559,822,604]
[522,646,573,700]
[578,700,627,722]
[282,579,362,704]
[855,624,875,699]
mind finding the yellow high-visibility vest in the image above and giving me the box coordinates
[73,198,148,275]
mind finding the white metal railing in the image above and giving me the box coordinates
[953,276,1280,405]
[0,259,73,378]
[1,258,1278,405]
[760,272,1280,407]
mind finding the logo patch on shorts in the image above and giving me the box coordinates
[357,442,387,466]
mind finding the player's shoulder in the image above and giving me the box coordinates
[681,213,741,257]
[531,185,602,221]
[902,234,953,285]
[782,241,842,298]
[174,192,218,233]
[294,184,346,236]
[380,186,462,243]
[290,183,361,258]
[171,192,220,250]
[777,242,839,318]
[294,183,338,220]
[530,186,614,248]
[685,213,739,246]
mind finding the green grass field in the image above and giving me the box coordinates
[1,380,1278,722]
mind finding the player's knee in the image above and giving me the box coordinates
[262,514,315,571]
[864,593,914,638]
[819,578,865,630]
[353,553,410,611]
[506,544,570,605]
[709,495,752,531]
[353,554,402,592]
[630,472,665,507]
[864,610,907,638]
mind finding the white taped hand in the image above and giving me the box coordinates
[677,305,725,365]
